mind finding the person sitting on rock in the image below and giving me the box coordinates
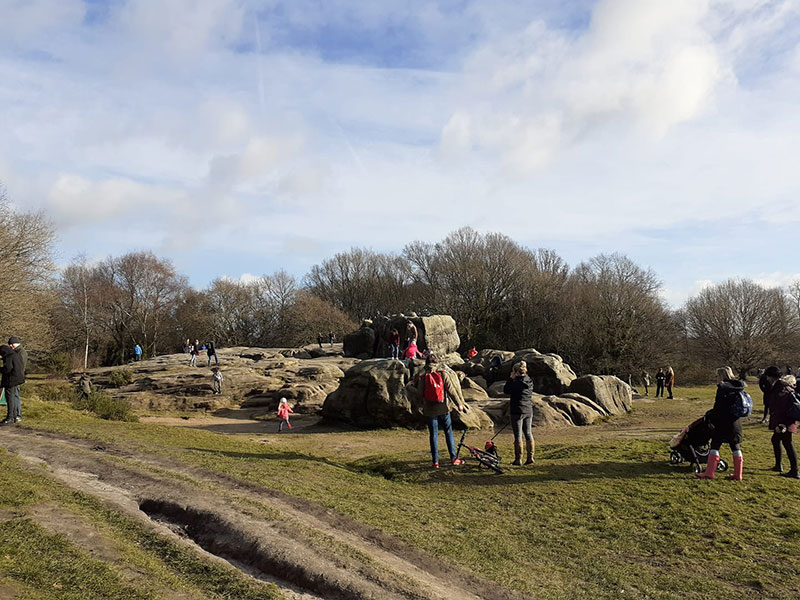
[277,398,294,432]
[466,347,477,360]
[403,340,423,380]
[414,354,467,468]
[487,354,502,386]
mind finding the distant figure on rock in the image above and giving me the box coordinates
[389,328,401,360]
[133,343,142,361]
[405,320,417,346]
[466,347,477,360]
[211,367,223,395]
[277,398,294,432]
[317,333,324,349]
[487,355,502,386]
[413,354,467,468]
[504,361,535,466]
[764,365,800,479]
[404,340,423,380]
[206,341,218,366]
[188,341,198,367]
[666,366,675,399]
[696,366,747,481]
[77,373,92,402]
[329,331,335,347]
[655,368,666,398]
[641,370,650,396]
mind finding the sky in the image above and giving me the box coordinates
[1,0,799,307]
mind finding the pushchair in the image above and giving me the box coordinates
[669,416,729,474]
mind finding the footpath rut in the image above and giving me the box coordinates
[0,427,522,600]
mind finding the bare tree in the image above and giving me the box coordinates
[685,279,792,374]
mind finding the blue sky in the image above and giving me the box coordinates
[1,0,799,307]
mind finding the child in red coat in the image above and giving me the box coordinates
[277,398,293,432]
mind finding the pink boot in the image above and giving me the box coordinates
[695,453,720,479]
[727,455,743,481]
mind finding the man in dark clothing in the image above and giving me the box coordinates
[8,337,27,372]
[206,341,218,366]
[655,368,666,398]
[0,344,25,424]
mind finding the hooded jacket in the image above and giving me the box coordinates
[708,378,746,426]
[0,345,25,388]
[767,376,798,432]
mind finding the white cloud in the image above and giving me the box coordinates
[0,0,85,39]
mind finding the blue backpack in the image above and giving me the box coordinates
[730,391,753,419]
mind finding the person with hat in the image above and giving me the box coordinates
[277,398,294,432]
[8,337,26,372]
[763,365,800,479]
[0,344,25,425]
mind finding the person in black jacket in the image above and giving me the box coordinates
[0,344,25,425]
[763,366,800,479]
[696,366,746,480]
[655,368,666,398]
[504,361,535,466]
[206,340,218,366]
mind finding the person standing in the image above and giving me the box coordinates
[405,320,418,346]
[655,368,666,398]
[641,370,651,396]
[188,341,197,367]
[414,354,467,468]
[183,339,191,353]
[206,341,218,366]
[696,367,746,480]
[504,361,535,466]
[77,373,92,402]
[0,344,25,425]
[8,337,27,372]
[133,344,142,361]
[317,333,324,349]
[763,366,800,479]
[328,331,335,347]
[666,366,675,399]
[211,367,223,395]
[389,328,401,360]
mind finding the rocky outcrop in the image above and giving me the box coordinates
[496,349,576,395]
[343,324,376,360]
[567,375,632,416]
[321,359,491,429]
[543,395,603,426]
[345,314,460,359]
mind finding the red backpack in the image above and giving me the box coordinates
[423,371,445,403]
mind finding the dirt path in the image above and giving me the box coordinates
[0,427,521,600]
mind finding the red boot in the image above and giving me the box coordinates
[695,453,720,479]
[727,455,743,481]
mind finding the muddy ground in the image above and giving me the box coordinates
[0,423,527,600]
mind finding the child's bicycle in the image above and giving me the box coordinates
[455,430,504,474]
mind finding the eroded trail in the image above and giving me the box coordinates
[0,427,522,600]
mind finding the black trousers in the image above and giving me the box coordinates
[772,431,798,472]
[656,382,664,397]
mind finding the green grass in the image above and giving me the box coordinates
[0,447,283,599]
[14,381,800,599]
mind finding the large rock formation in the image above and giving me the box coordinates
[344,314,460,359]
[496,349,577,395]
[567,375,632,416]
[321,359,491,429]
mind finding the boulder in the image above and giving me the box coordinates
[460,377,489,403]
[495,349,576,395]
[471,375,489,391]
[322,359,414,427]
[544,395,603,426]
[488,381,508,398]
[567,375,632,416]
[419,315,460,356]
[343,325,376,359]
[462,349,515,378]
[452,404,494,430]
[531,397,575,428]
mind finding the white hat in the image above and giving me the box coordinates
[280,398,288,403]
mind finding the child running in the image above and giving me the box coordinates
[277,397,293,432]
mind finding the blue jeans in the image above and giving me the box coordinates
[5,386,20,421]
[512,415,533,442]
[390,344,400,359]
[427,413,457,463]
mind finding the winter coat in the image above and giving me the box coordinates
[206,342,216,356]
[414,365,467,418]
[404,343,420,360]
[504,375,534,417]
[708,379,746,443]
[655,372,666,384]
[0,345,25,388]
[277,404,293,420]
[767,377,799,433]
[15,346,27,372]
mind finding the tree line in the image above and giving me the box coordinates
[3,189,799,378]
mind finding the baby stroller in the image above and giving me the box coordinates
[669,416,729,474]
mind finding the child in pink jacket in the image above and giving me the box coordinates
[277,398,293,432]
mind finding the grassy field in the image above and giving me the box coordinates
[2,381,799,599]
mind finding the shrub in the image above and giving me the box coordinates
[43,352,74,378]
[107,369,134,387]
[73,391,137,422]
[33,382,76,404]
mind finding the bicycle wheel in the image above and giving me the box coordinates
[476,454,504,474]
